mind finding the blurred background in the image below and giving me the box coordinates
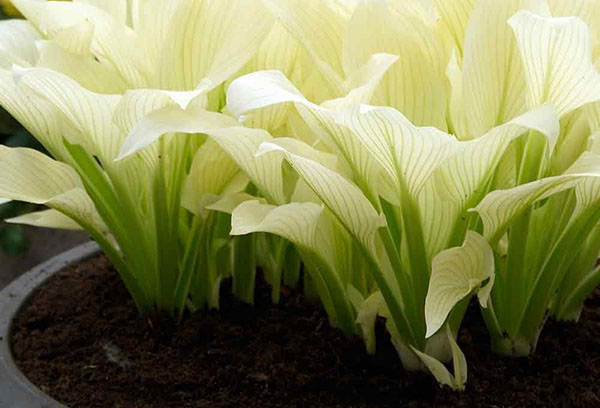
[0,1,89,288]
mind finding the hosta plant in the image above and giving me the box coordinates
[0,0,282,316]
[122,0,600,388]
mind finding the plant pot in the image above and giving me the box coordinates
[0,241,99,408]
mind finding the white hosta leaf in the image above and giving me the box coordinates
[204,128,289,206]
[0,146,107,234]
[0,145,82,203]
[425,231,495,338]
[432,105,560,203]
[227,69,394,202]
[548,0,600,58]
[120,105,287,204]
[0,20,40,68]
[420,105,559,255]
[0,69,67,157]
[411,325,467,390]
[261,0,347,93]
[473,152,600,241]
[257,142,386,252]
[77,0,128,25]
[47,18,95,56]
[344,0,448,130]
[336,105,457,199]
[509,11,600,116]
[14,66,122,163]
[35,41,129,94]
[347,287,385,355]
[13,0,146,87]
[181,139,243,215]
[232,200,324,249]
[231,199,353,285]
[227,70,306,119]
[155,0,273,91]
[326,53,399,110]
[432,0,477,56]
[460,0,528,138]
[117,105,237,160]
[6,209,82,231]
[233,22,306,132]
[205,192,260,215]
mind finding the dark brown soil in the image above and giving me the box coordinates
[9,255,600,408]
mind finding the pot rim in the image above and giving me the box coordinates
[0,241,99,408]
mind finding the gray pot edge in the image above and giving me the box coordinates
[0,241,100,408]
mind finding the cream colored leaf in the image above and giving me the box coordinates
[155,0,273,91]
[473,152,600,241]
[509,11,600,116]
[425,231,495,338]
[6,209,82,231]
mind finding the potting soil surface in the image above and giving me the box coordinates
[10,255,600,407]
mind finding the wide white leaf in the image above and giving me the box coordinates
[261,0,347,93]
[420,105,559,255]
[460,0,527,138]
[117,104,237,160]
[14,66,122,163]
[425,231,495,338]
[0,69,67,157]
[13,0,146,87]
[154,0,273,91]
[0,145,82,203]
[6,209,82,230]
[432,0,477,56]
[0,146,107,234]
[181,139,244,215]
[411,325,467,390]
[0,19,40,68]
[473,152,600,242]
[336,104,457,199]
[35,41,129,94]
[509,11,600,116]
[231,200,324,250]
[257,142,386,251]
[344,0,448,130]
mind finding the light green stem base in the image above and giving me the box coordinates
[491,335,537,357]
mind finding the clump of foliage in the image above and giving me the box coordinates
[1,0,600,391]
[0,0,283,316]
